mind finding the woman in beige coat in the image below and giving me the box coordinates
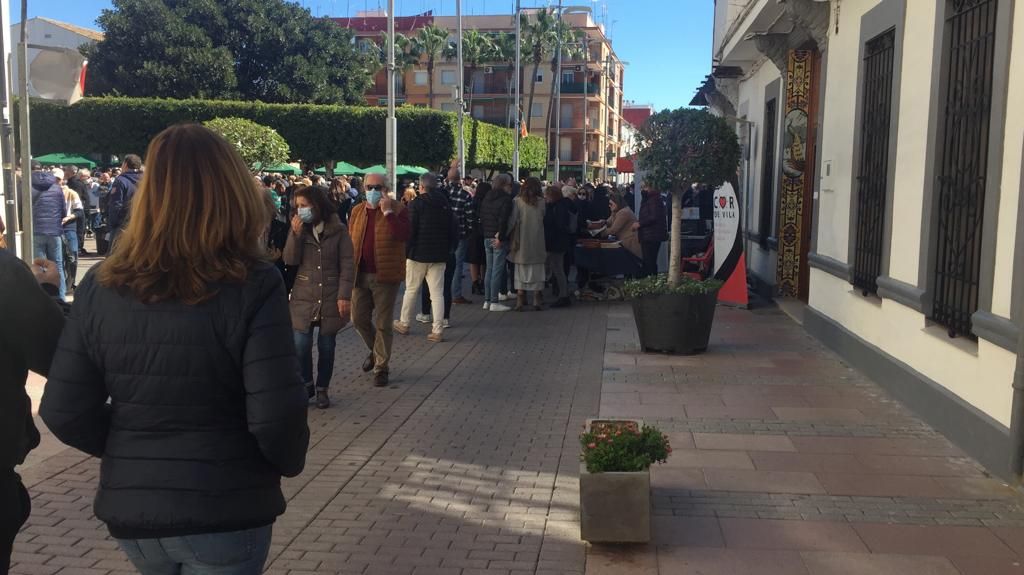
[600,191,642,259]
[508,177,548,311]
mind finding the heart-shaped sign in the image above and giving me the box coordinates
[718,196,727,209]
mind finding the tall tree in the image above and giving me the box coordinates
[487,32,517,128]
[521,8,557,133]
[84,0,237,99]
[449,29,495,117]
[413,24,452,109]
[84,0,375,104]
[546,24,585,167]
[374,32,422,94]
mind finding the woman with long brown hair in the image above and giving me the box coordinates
[40,124,310,575]
[508,176,548,311]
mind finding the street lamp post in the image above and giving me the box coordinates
[553,0,563,183]
[17,0,32,262]
[456,0,465,177]
[512,0,521,179]
[386,0,397,193]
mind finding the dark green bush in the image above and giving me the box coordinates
[21,97,545,171]
[580,420,671,473]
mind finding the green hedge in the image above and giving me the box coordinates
[22,97,545,171]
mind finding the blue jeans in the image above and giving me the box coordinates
[63,228,79,291]
[117,525,272,575]
[452,239,469,299]
[33,234,66,301]
[293,327,337,389]
[484,242,508,304]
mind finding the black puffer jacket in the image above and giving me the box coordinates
[0,250,65,471]
[479,189,514,242]
[40,262,309,539]
[407,189,457,263]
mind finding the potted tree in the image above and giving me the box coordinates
[626,108,741,354]
[579,420,671,543]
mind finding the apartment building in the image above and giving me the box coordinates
[697,0,1022,479]
[333,10,626,181]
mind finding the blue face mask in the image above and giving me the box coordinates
[366,189,383,207]
[297,206,314,224]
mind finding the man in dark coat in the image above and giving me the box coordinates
[0,252,66,573]
[31,164,67,300]
[107,154,143,244]
[636,185,668,277]
[394,173,457,341]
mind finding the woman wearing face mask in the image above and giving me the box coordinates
[283,186,355,409]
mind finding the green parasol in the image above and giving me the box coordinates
[314,161,362,175]
[34,153,96,169]
[253,162,302,175]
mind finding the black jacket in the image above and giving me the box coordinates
[40,262,309,539]
[407,189,457,263]
[544,197,574,254]
[0,250,66,471]
[107,171,143,232]
[638,191,668,243]
[479,190,514,242]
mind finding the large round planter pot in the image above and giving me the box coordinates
[631,291,719,355]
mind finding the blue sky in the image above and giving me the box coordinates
[17,0,712,111]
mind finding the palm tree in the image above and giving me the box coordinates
[546,24,585,166]
[375,32,421,95]
[458,30,495,117]
[522,8,557,133]
[413,24,451,109]
[487,31,517,128]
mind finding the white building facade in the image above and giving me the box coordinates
[701,0,1023,479]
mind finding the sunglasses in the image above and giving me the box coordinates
[366,184,384,191]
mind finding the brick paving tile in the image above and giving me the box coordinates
[949,555,1024,575]
[655,547,810,575]
[799,551,961,574]
[718,518,868,552]
[852,523,1016,556]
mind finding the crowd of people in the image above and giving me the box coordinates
[1,122,674,575]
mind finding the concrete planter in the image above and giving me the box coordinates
[579,419,651,543]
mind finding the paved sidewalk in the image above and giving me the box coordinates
[592,305,1024,575]
[11,298,1024,574]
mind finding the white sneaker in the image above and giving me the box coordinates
[482,302,491,311]
[415,313,432,324]
[442,319,451,328]
[489,303,512,312]
[498,293,510,302]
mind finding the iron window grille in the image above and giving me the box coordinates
[759,98,778,247]
[853,29,897,295]
[931,0,998,338]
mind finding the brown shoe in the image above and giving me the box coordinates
[393,320,410,335]
[373,370,389,387]
[427,331,443,343]
[514,292,526,312]
[315,389,330,409]
[453,296,473,305]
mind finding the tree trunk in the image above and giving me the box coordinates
[428,60,435,109]
[326,160,335,179]
[526,60,541,132]
[668,183,682,287]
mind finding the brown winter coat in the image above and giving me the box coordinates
[283,213,355,336]
[348,202,408,284]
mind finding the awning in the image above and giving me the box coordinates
[254,162,302,175]
[314,161,362,175]
[35,153,96,168]
[616,156,636,174]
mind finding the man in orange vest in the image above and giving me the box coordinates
[348,173,411,387]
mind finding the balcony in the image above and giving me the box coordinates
[560,81,602,95]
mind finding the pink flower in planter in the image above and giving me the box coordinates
[587,443,597,449]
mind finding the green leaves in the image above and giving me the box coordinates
[635,108,741,191]
[580,421,671,473]
[85,0,374,105]
[623,274,723,298]
[202,117,290,170]
[23,97,545,172]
